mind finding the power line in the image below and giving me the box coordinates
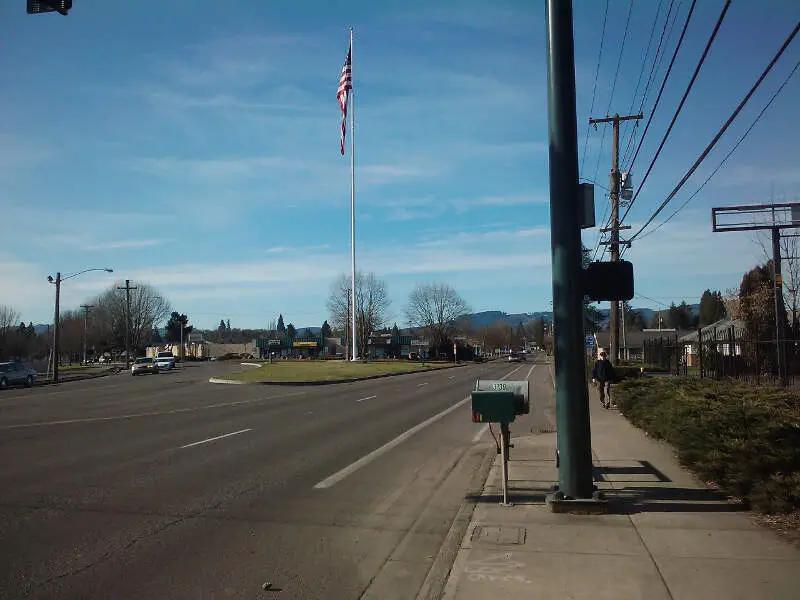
[637,60,800,240]
[628,24,800,243]
[622,0,678,166]
[579,0,610,178]
[591,0,635,184]
[623,0,697,179]
[620,0,730,227]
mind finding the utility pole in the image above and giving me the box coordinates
[772,227,788,385]
[52,272,61,383]
[545,0,594,501]
[589,112,642,365]
[117,280,137,368]
[80,304,94,365]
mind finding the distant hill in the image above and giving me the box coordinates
[464,304,699,330]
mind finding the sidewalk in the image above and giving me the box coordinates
[440,383,800,600]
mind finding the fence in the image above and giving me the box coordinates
[642,326,800,386]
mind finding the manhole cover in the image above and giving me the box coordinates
[471,526,526,545]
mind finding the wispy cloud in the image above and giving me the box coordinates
[128,155,309,181]
[83,238,172,251]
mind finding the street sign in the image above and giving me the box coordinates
[585,335,594,348]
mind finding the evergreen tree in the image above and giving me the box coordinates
[286,323,296,340]
[321,320,333,339]
[277,314,286,333]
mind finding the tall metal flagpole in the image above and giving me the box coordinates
[349,25,358,361]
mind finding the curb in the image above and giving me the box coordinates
[207,362,468,386]
[208,377,247,385]
[36,369,120,386]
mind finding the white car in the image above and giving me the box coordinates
[154,351,176,370]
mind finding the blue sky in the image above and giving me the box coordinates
[1,0,798,330]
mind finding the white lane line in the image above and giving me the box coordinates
[0,392,305,430]
[448,375,455,379]
[472,423,489,443]
[417,382,428,387]
[315,359,524,489]
[180,428,252,449]
[505,365,523,378]
[314,396,472,489]
[357,395,377,403]
[525,364,535,380]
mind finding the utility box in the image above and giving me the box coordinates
[471,391,517,423]
[474,379,530,415]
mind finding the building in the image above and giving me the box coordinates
[593,329,687,362]
[252,335,324,358]
[679,317,746,367]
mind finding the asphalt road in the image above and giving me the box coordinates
[0,356,553,600]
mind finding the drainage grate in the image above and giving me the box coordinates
[471,526,526,545]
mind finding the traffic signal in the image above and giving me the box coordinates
[27,1,72,15]
[583,260,634,302]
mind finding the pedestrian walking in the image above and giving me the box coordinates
[591,351,616,409]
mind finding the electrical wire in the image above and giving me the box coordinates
[636,60,800,241]
[622,0,678,166]
[620,0,666,162]
[580,0,610,178]
[620,0,731,227]
[629,23,800,243]
[623,0,697,180]
[591,0,635,185]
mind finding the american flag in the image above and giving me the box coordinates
[337,45,352,155]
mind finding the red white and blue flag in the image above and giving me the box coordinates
[337,45,352,155]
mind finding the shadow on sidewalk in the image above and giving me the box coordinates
[606,486,748,514]
[593,460,671,483]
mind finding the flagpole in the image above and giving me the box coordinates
[349,25,357,361]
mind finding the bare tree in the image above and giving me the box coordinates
[327,271,391,359]
[405,282,471,356]
[0,305,20,339]
[752,231,800,333]
[91,282,171,353]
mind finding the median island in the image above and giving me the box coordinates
[220,360,455,383]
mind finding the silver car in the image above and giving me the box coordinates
[131,357,159,376]
[0,361,37,389]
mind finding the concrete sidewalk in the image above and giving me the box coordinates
[440,384,800,600]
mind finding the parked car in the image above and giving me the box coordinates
[131,357,159,376]
[154,350,176,370]
[0,361,37,389]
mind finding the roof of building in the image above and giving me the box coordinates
[594,329,689,349]
[678,317,746,343]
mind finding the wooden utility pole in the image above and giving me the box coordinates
[117,280,137,368]
[80,304,94,365]
[589,112,642,364]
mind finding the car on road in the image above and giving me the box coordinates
[154,350,176,370]
[0,361,37,389]
[508,352,524,363]
[131,357,159,376]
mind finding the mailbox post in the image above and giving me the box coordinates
[471,379,530,505]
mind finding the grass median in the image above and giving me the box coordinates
[220,360,454,383]
[615,376,800,514]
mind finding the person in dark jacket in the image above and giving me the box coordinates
[591,351,616,409]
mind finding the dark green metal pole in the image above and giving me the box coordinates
[545,0,594,499]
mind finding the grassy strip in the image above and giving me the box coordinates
[615,377,800,514]
[222,360,452,382]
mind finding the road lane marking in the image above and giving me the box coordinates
[0,392,305,429]
[525,365,535,380]
[357,395,376,403]
[472,423,489,443]
[314,364,522,489]
[417,382,428,387]
[448,376,455,379]
[313,397,471,489]
[505,365,522,378]
[180,428,252,449]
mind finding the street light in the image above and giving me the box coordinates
[48,268,113,383]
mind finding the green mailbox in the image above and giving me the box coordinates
[471,390,517,423]
[474,379,530,416]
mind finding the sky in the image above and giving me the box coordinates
[1,0,798,330]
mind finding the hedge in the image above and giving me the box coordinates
[614,377,800,514]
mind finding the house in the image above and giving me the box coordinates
[593,329,688,362]
[679,318,746,367]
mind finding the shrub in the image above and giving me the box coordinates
[615,377,800,513]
